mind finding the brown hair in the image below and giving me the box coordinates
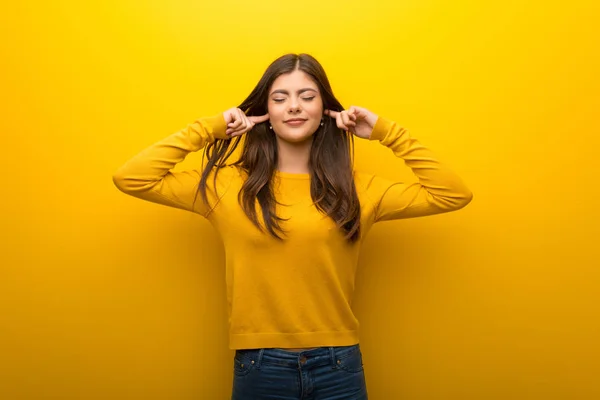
[198,53,361,243]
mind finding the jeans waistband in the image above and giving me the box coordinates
[235,344,361,370]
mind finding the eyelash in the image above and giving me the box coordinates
[273,97,315,103]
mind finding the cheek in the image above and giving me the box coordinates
[310,102,324,117]
[268,104,286,121]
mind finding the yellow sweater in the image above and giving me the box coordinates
[113,113,472,350]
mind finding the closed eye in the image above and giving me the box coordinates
[272,97,316,103]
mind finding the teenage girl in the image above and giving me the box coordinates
[113,53,473,399]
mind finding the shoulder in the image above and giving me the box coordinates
[353,170,404,205]
[353,170,381,205]
[353,170,378,190]
[204,164,242,179]
[200,164,244,192]
[196,164,243,216]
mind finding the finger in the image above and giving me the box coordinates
[348,113,357,125]
[230,124,247,136]
[341,111,353,128]
[325,109,339,119]
[236,109,249,133]
[243,111,256,131]
[223,111,231,125]
[238,108,250,127]
[242,115,254,134]
[227,112,243,134]
[249,113,269,124]
[343,111,351,126]
[348,106,361,121]
[336,113,348,131]
[228,114,242,130]
[238,109,248,127]
[225,113,236,134]
[227,110,242,128]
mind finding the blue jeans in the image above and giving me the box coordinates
[231,344,368,400]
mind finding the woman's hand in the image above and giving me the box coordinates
[325,106,378,139]
[223,108,270,137]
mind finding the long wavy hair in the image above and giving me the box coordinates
[197,53,361,243]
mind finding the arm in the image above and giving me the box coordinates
[112,113,229,217]
[365,116,473,222]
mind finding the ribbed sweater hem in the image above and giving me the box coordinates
[230,330,360,350]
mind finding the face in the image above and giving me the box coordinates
[267,69,324,144]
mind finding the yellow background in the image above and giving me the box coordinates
[1,0,599,398]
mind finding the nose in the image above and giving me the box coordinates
[288,99,301,113]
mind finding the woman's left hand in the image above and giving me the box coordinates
[325,106,378,139]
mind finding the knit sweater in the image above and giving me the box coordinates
[112,113,472,350]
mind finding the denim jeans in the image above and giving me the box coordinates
[231,344,368,400]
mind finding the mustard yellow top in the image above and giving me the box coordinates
[113,113,472,350]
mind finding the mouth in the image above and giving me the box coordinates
[284,119,308,126]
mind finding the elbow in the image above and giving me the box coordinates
[434,188,473,212]
[112,168,158,195]
[452,189,473,211]
[112,171,125,192]
[112,169,132,194]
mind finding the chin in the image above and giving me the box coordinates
[275,127,318,144]
[281,134,314,143]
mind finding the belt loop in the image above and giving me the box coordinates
[329,346,336,369]
[255,349,264,369]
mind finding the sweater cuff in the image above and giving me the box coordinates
[200,113,229,140]
[368,116,394,142]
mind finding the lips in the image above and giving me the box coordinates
[284,119,308,127]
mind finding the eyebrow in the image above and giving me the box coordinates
[270,88,318,96]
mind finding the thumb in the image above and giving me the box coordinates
[249,113,270,124]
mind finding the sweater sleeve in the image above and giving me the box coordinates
[112,113,231,217]
[361,116,473,222]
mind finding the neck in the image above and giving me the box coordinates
[276,137,313,174]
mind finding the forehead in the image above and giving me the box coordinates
[270,70,319,92]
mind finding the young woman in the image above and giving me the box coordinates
[113,53,472,399]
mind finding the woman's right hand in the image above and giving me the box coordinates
[223,108,270,137]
